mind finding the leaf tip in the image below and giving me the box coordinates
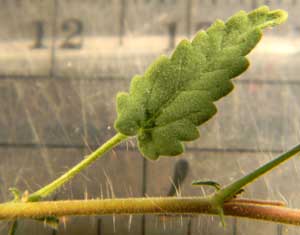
[252,6,288,28]
[269,9,288,26]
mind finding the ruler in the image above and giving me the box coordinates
[0,0,299,235]
[0,0,298,79]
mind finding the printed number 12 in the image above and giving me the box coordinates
[32,19,83,49]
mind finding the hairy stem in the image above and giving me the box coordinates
[1,197,300,226]
[27,133,128,202]
[213,144,300,204]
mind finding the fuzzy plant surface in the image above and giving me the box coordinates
[114,6,287,160]
[4,6,300,233]
[8,6,287,206]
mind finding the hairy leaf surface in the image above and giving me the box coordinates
[114,6,287,160]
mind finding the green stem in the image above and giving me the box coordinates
[213,144,300,204]
[27,133,128,202]
[8,220,18,235]
[1,197,300,226]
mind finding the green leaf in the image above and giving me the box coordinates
[114,6,287,160]
[192,180,222,191]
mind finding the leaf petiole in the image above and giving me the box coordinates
[212,144,300,207]
[27,133,128,202]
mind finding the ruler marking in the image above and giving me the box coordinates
[232,218,238,235]
[187,219,192,235]
[251,0,257,9]
[0,74,299,85]
[50,0,58,78]
[141,157,147,235]
[119,0,126,46]
[97,219,102,235]
[186,0,192,38]
[277,224,283,235]
[0,141,291,156]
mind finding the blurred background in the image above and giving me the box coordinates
[0,0,300,234]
